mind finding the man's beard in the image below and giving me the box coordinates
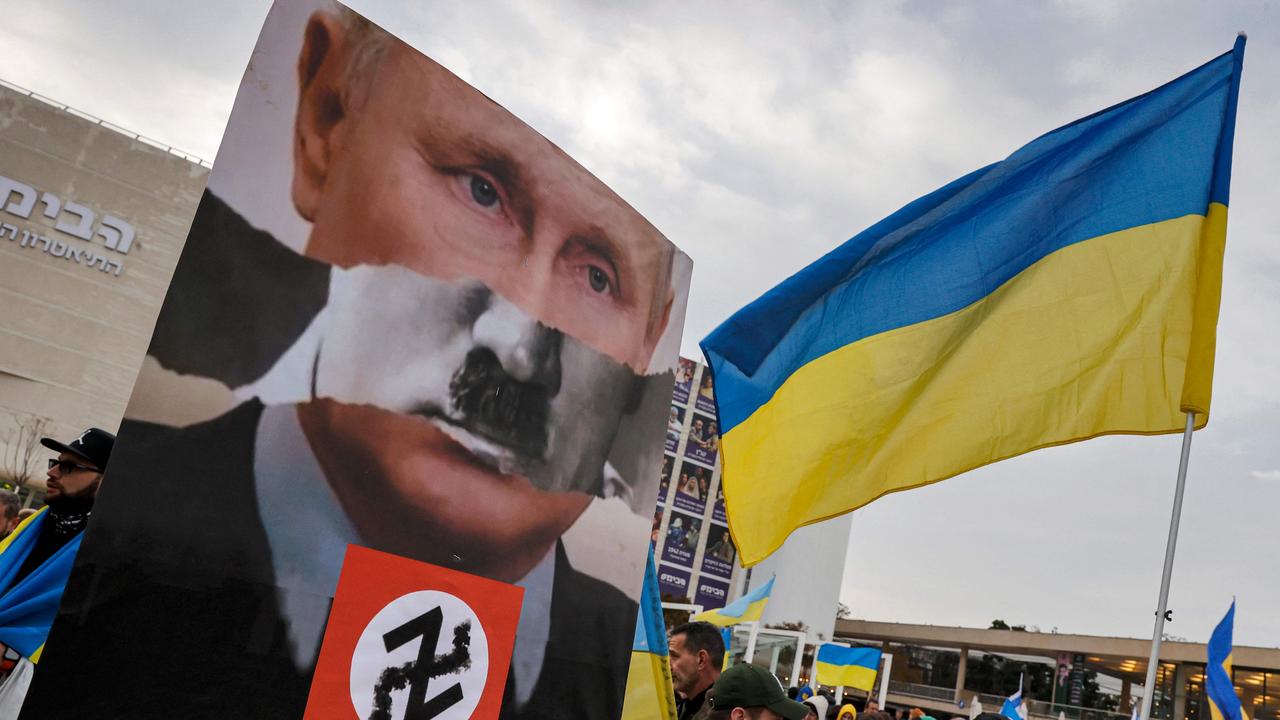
[47,483,98,511]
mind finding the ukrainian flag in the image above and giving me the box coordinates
[815,644,881,691]
[702,37,1247,565]
[0,507,81,663]
[621,547,678,720]
[1206,601,1245,720]
[693,575,774,627]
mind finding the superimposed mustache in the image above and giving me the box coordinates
[447,347,552,458]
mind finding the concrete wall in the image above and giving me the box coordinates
[0,83,208,487]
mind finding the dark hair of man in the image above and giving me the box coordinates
[0,490,19,521]
[670,620,726,668]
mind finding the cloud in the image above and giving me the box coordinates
[1250,469,1280,481]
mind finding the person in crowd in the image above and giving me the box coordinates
[866,700,880,713]
[0,491,20,540]
[705,663,809,720]
[803,694,830,719]
[14,509,35,524]
[838,703,857,720]
[670,621,726,720]
[0,428,113,711]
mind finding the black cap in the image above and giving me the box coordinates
[709,664,810,720]
[41,428,115,471]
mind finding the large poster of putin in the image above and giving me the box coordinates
[22,1,691,718]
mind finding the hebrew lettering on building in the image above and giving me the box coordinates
[0,174,136,252]
[0,173,135,277]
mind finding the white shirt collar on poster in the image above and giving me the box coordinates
[252,401,554,708]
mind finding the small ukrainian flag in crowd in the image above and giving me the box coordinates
[702,37,1246,565]
[1206,601,1245,720]
[814,644,881,691]
[620,548,678,720]
[694,575,775,627]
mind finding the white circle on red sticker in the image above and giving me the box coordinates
[349,590,490,720]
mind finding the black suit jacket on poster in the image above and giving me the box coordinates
[21,401,636,719]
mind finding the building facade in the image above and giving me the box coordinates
[0,80,207,496]
[835,618,1280,720]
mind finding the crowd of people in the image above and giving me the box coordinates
[669,620,950,720]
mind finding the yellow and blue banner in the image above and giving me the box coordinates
[693,575,774,627]
[621,547,678,720]
[1206,601,1244,720]
[701,37,1247,565]
[0,507,81,662]
[814,644,881,690]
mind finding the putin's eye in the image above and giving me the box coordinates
[470,175,500,207]
[587,265,611,294]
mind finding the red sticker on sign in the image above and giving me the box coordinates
[303,545,524,720]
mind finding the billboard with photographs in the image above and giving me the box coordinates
[695,577,732,610]
[650,356,740,612]
[657,564,692,598]
[701,524,737,580]
[684,411,719,466]
[694,370,717,416]
[665,404,686,453]
[671,462,710,515]
[661,511,703,567]
[658,454,675,505]
[673,357,696,406]
[23,1,692,718]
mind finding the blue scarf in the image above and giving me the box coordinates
[0,508,84,661]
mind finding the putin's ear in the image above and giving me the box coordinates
[292,11,355,222]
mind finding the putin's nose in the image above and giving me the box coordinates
[472,295,562,395]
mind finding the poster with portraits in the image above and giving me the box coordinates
[665,404,686,453]
[661,511,702,567]
[700,523,737,580]
[694,370,717,416]
[671,462,709,515]
[712,478,727,524]
[684,411,720,466]
[24,1,692,718]
[657,454,675,505]
[673,357,696,406]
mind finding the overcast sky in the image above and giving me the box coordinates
[3,0,1277,647]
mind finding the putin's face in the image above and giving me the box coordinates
[289,13,674,582]
[293,15,671,371]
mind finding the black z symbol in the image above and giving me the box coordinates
[369,606,472,720]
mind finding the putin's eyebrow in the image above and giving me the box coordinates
[565,224,634,299]
[417,128,536,230]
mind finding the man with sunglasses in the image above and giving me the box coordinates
[0,427,113,710]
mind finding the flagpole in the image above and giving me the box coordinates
[1138,411,1196,720]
